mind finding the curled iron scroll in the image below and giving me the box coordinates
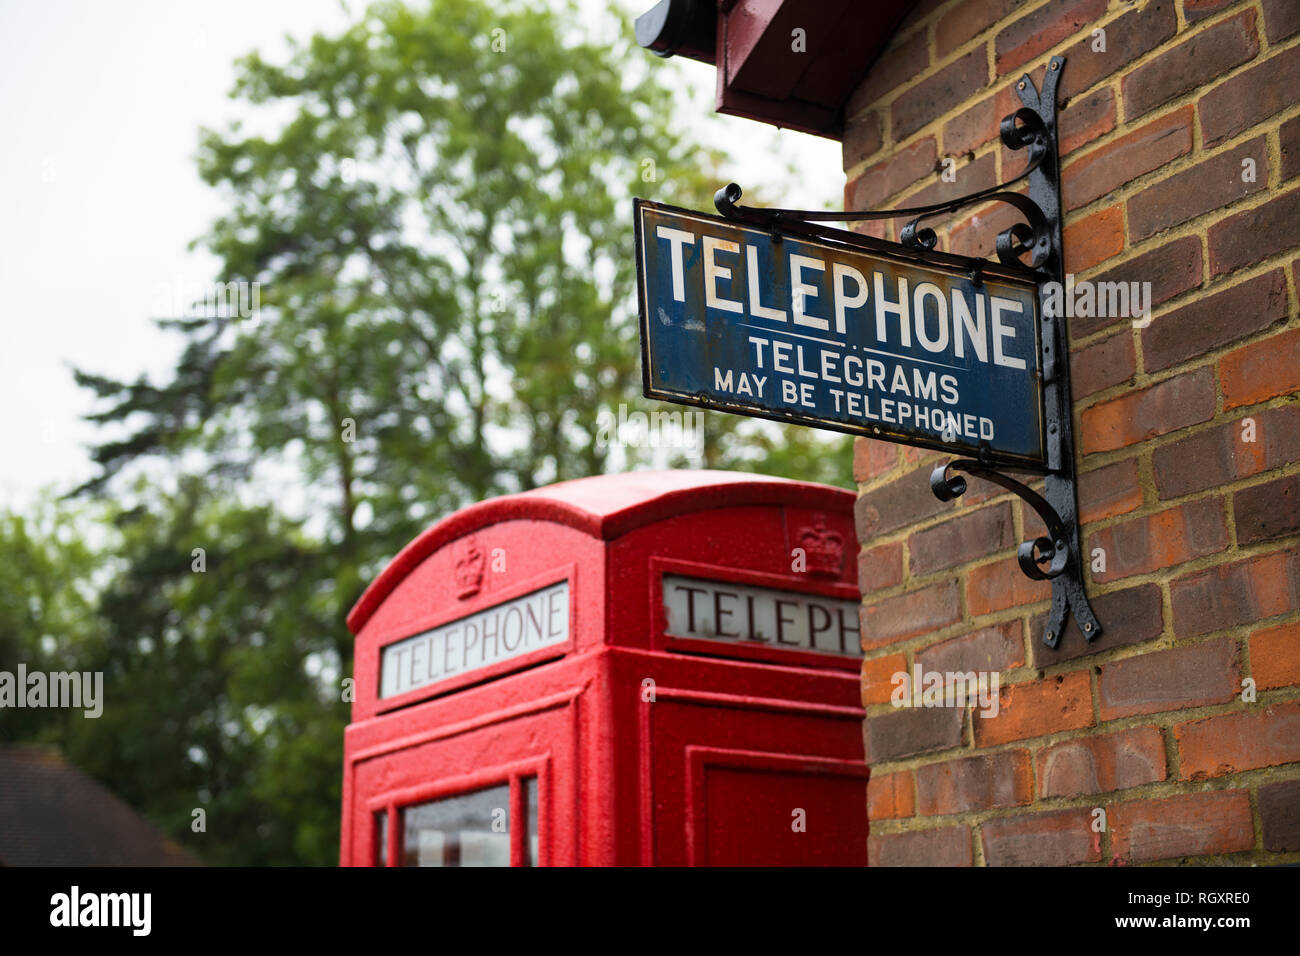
[930,460,1071,581]
[714,97,1056,269]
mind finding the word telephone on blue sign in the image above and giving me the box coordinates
[635,199,1047,469]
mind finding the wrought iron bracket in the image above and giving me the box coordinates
[1007,56,1100,648]
[715,56,1100,649]
[930,459,1099,648]
[933,58,1101,649]
[713,90,1056,266]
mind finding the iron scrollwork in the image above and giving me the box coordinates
[716,55,1100,649]
[713,108,1052,266]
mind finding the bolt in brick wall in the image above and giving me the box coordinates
[844,0,1300,866]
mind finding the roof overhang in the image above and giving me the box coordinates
[636,0,915,139]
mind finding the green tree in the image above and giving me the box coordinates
[0,493,109,744]
[63,0,850,864]
[69,479,346,865]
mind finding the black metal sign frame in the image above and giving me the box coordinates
[634,198,1050,469]
[711,56,1100,649]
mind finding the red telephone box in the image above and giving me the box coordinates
[340,470,867,866]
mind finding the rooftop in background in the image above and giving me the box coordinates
[0,746,199,866]
[636,0,915,137]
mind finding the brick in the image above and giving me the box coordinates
[1128,135,1269,241]
[994,0,1107,76]
[1076,237,1202,340]
[1070,330,1135,398]
[892,47,989,142]
[846,136,938,209]
[967,557,1051,617]
[1260,780,1300,852]
[1152,405,1300,499]
[1063,205,1124,273]
[1251,620,1300,690]
[861,579,962,648]
[1058,86,1116,157]
[910,503,1014,576]
[994,68,1042,130]
[916,750,1033,815]
[1031,583,1165,668]
[1019,493,1064,550]
[1059,1,1178,101]
[974,671,1093,746]
[853,436,896,482]
[867,770,914,820]
[1111,790,1253,863]
[1220,326,1300,411]
[962,471,1042,512]
[981,808,1100,866]
[862,652,909,706]
[1080,366,1216,455]
[1122,9,1260,122]
[936,0,1026,58]
[843,111,883,169]
[1142,269,1287,374]
[1077,458,1143,525]
[947,195,1026,260]
[853,218,890,242]
[869,825,971,866]
[1170,550,1300,637]
[1037,726,1167,798]
[1088,497,1229,583]
[845,29,930,118]
[856,464,953,538]
[1099,636,1239,720]
[906,152,996,208]
[1283,115,1300,182]
[858,541,903,594]
[1200,45,1300,147]
[1062,107,1193,212]
[1262,0,1300,43]
[1209,185,1300,277]
[917,620,1024,676]
[943,95,999,157]
[900,443,944,469]
[1184,0,1244,23]
[1175,700,1300,778]
[1234,472,1300,545]
[865,705,964,762]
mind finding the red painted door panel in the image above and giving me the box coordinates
[701,763,868,866]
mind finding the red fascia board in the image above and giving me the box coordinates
[717,82,843,138]
[711,0,915,138]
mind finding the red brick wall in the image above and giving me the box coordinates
[845,0,1300,865]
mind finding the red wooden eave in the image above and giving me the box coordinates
[640,0,917,139]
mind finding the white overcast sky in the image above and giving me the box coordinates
[0,0,840,510]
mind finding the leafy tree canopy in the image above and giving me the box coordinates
[9,0,852,865]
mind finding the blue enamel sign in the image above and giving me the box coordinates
[635,199,1046,469]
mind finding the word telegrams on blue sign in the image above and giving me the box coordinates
[635,200,1047,469]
